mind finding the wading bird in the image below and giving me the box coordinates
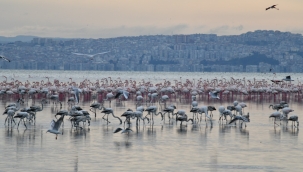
[269,111,283,126]
[288,115,299,128]
[229,113,250,128]
[101,107,122,124]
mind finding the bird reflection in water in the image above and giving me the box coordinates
[134,126,144,139]
[114,140,132,149]
[239,128,249,138]
[50,106,62,115]
[199,125,213,139]
[219,124,232,134]
[5,127,14,137]
[282,124,299,136]
[190,123,200,132]
[69,128,89,139]
[289,127,299,136]
[74,155,78,172]
[16,129,28,144]
[270,127,281,140]
[147,124,156,135]
[101,124,111,135]
[177,127,187,135]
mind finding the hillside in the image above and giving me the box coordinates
[200,52,279,66]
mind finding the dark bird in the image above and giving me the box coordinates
[227,105,236,113]
[269,104,284,111]
[208,106,216,117]
[0,55,11,62]
[176,114,193,126]
[266,4,279,10]
[113,127,132,134]
[229,114,250,127]
[101,107,122,124]
[282,76,294,81]
[13,112,29,129]
[115,89,129,99]
[288,115,299,128]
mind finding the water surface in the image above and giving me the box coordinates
[0,70,302,171]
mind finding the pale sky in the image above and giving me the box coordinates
[0,0,302,38]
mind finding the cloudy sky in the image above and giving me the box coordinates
[0,0,302,38]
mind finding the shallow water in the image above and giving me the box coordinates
[0,70,303,171]
[1,70,303,84]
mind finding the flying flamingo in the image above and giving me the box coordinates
[266,4,279,10]
[113,127,132,134]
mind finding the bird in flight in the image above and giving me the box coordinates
[46,115,65,139]
[209,91,220,99]
[0,55,11,62]
[113,127,133,134]
[72,51,110,60]
[266,4,279,10]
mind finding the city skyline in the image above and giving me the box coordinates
[0,0,302,38]
[1,30,302,73]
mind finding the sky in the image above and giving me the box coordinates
[0,0,302,38]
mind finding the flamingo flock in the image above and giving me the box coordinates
[1,76,302,105]
[0,75,300,139]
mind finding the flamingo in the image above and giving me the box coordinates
[13,112,30,129]
[3,109,16,126]
[191,95,198,107]
[269,111,283,126]
[101,107,122,124]
[229,113,250,128]
[266,4,279,10]
[197,106,211,122]
[90,102,103,117]
[115,89,129,102]
[176,114,193,127]
[161,105,176,121]
[288,115,299,128]
[131,106,149,126]
[145,106,161,123]
[72,115,91,129]
[207,106,216,117]
[121,109,134,127]
[269,104,284,111]
[281,107,294,120]
[113,127,132,134]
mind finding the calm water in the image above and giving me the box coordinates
[0,70,303,172]
[1,70,303,84]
